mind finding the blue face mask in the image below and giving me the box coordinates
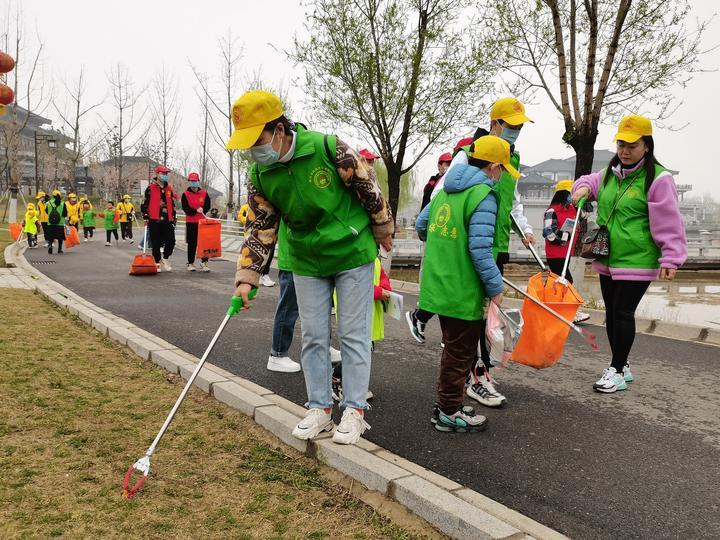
[188,181,200,189]
[159,174,168,184]
[500,127,521,145]
[250,129,280,166]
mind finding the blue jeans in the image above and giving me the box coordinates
[271,270,299,357]
[294,262,373,410]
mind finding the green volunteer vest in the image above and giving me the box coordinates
[419,184,492,321]
[276,220,291,272]
[46,199,64,227]
[250,126,377,277]
[372,258,384,341]
[596,164,665,270]
[103,210,118,230]
[82,209,95,227]
[461,145,519,257]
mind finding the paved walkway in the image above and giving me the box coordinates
[22,239,720,539]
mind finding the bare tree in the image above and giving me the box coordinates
[52,67,103,193]
[190,30,244,213]
[104,63,145,197]
[290,0,495,222]
[0,4,49,222]
[488,0,710,177]
[150,64,180,167]
[194,71,213,190]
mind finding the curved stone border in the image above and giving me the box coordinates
[6,241,565,540]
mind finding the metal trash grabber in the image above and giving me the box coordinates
[557,197,586,287]
[510,213,546,272]
[122,291,257,499]
[502,277,598,350]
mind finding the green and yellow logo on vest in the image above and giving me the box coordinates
[310,166,333,189]
[429,204,457,239]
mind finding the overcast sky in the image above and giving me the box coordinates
[9,0,720,199]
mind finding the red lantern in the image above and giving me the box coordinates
[0,52,15,73]
[0,84,14,105]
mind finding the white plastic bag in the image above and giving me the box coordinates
[485,303,524,367]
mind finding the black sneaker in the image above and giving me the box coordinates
[434,407,488,433]
[431,403,476,424]
[48,246,53,254]
[405,310,426,343]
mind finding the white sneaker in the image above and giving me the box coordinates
[83,238,88,242]
[200,262,210,272]
[104,242,111,246]
[156,264,161,273]
[332,408,370,445]
[267,355,301,373]
[129,239,134,244]
[466,373,506,407]
[187,263,196,272]
[260,274,276,287]
[623,365,634,383]
[161,259,172,272]
[593,367,628,393]
[574,311,591,324]
[329,347,342,364]
[292,408,334,440]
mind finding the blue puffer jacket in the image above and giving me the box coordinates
[416,164,503,298]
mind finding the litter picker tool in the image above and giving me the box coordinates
[510,213,546,272]
[122,291,257,499]
[503,277,598,351]
[556,197,586,287]
[129,224,157,275]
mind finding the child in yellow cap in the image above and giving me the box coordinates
[23,203,39,248]
[416,135,517,433]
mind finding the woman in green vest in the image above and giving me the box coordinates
[416,135,516,433]
[228,90,394,446]
[572,115,687,393]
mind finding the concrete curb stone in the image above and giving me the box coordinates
[107,326,144,347]
[653,321,704,341]
[375,449,463,492]
[264,393,309,418]
[315,439,411,495]
[227,376,275,396]
[150,349,196,374]
[705,329,720,346]
[455,488,568,540]
[212,381,274,417]
[90,314,117,337]
[178,363,227,393]
[254,405,307,454]
[126,337,172,361]
[391,476,525,540]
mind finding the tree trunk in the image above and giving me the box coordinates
[227,150,235,214]
[386,165,401,225]
[570,129,599,178]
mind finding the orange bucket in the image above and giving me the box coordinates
[9,222,22,241]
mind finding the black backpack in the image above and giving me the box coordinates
[48,202,61,225]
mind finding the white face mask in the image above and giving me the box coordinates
[250,128,281,166]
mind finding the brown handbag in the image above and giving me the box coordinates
[580,179,634,260]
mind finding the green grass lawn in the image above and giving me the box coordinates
[0,288,436,539]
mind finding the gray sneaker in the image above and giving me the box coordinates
[434,407,488,433]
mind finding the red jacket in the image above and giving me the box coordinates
[545,202,577,259]
[373,266,392,300]
[142,183,175,222]
[182,189,209,223]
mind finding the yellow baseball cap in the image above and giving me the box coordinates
[52,190,61,196]
[36,191,45,199]
[490,97,533,125]
[470,136,520,179]
[226,90,284,150]
[555,180,573,192]
[614,115,652,143]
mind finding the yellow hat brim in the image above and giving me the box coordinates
[226,124,265,151]
[504,163,521,179]
[613,131,643,143]
[499,112,533,125]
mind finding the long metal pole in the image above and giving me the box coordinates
[144,313,232,458]
[510,213,546,271]
[34,132,39,195]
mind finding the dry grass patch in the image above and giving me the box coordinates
[0,289,433,539]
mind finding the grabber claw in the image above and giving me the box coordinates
[122,456,150,499]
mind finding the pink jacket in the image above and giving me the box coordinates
[572,163,687,281]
